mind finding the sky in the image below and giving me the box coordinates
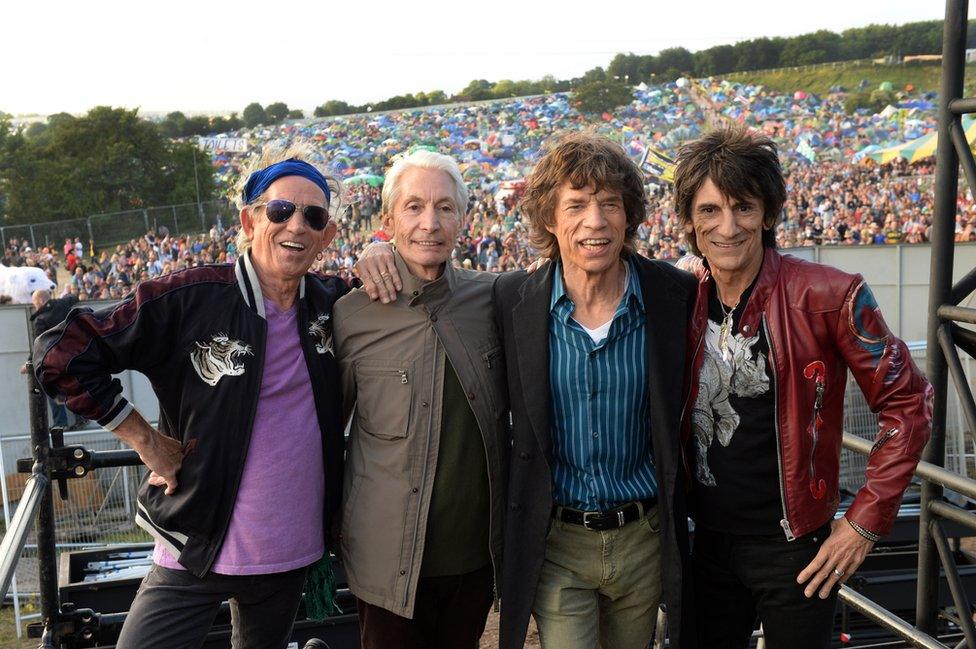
[0,0,947,117]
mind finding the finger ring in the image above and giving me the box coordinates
[380,272,391,278]
[833,568,844,577]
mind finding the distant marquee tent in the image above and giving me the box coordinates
[859,115,976,164]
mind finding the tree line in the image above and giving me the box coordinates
[0,18,969,225]
[314,19,964,117]
[156,101,305,138]
[607,20,957,82]
[0,107,216,226]
[146,19,970,135]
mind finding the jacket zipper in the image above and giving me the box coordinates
[481,405,498,615]
[762,314,795,541]
[808,379,825,497]
[363,367,409,383]
[871,428,898,455]
[477,350,502,612]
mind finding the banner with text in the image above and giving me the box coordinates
[198,137,249,153]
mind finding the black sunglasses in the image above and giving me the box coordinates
[253,199,330,231]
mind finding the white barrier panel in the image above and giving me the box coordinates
[813,243,976,341]
[0,302,159,439]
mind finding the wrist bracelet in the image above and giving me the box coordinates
[847,518,880,542]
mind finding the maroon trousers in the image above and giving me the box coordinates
[357,564,494,649]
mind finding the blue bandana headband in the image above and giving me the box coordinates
[242,159,332,205]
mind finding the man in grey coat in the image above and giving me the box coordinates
[333,150,508,649]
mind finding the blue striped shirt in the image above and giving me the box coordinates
[549,259,656,511]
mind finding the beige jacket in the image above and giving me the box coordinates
[333,253,508,618]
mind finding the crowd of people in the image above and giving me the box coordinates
[3,226,244,301]
[4,75,974,303]
[208,76,956,263]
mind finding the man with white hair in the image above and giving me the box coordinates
[333,150,507,648]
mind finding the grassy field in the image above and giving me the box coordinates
[1,601,39,649]
[725,61,976,97]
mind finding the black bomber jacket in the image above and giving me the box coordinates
[34,252,349,577]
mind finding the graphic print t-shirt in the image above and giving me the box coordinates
[691,281,782,535]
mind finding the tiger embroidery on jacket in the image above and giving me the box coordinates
[308,314,333,354]
[190,334,253,387]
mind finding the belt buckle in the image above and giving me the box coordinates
[582,511,600,530]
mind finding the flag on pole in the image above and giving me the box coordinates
[639,146,676,183]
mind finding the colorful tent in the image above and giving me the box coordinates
[863,116,976,164]
[345,174,385,187]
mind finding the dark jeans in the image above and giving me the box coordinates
[115,564,308,649]
[693,525,838,649]
[49,398,68,428]
[357,563,494,649]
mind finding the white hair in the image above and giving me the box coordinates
[381,150,468,217]
[233,141,343,253]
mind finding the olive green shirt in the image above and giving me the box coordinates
[420,358,491,577]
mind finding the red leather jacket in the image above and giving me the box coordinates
[684,248,932,540]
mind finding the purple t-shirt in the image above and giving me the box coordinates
[154,298,325,574]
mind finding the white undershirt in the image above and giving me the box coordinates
[577,319,613,343]
[568,263,629,344]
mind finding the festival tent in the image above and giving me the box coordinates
[851,145,883,163]
[345,174,384,187]
[461,165,485,180]
[863,116,976,164]
[879,105,899,118]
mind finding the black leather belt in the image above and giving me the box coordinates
[553,497,657,531]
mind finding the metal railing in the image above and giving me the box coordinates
[0,363,151,645]
[915,2,976,643]
[0,199,235,252]
[810,2,976,647]
[0,471,47,600]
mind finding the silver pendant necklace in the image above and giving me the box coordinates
[718,296,738,364]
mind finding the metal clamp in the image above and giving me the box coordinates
[16,427,92,501]
[27,603,100,644]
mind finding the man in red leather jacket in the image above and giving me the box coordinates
[673,126,932,649]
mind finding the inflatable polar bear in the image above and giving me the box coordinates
[0,264,57,304]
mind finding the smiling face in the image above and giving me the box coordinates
[241,175,336,283]
[685,177,767,281]
[383,167,461,281]
[547,181,627,276]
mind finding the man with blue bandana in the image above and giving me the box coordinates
[35,144,348,649]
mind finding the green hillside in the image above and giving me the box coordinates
[725,61,976,97]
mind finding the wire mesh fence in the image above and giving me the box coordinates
[0,200,236,252]
[0,429,148,635]
[839,344,975,494]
